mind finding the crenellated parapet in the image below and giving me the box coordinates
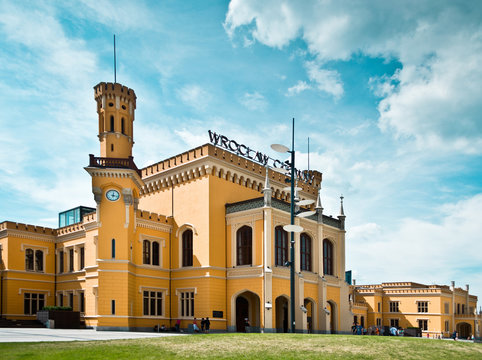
[0,221,56,236]
[94,82,137,110]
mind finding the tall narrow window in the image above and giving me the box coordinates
[361,316,365,328]
[182,230,193,267]
[69,248,74,272]
[143,240,151,264]
[59,250,64,273]
[111,300,116,315]
[110,115,114,132]
[143,291,163,316]
[80,247,85,269]
[26,249,34,271]
[418,319,428,331]
[121,118,125,134]
[236,226,252,266]
[24,293,45,315]
[152,241,160,266]
[80,293,85,313]
[323,239,333,275]
[111,239,116,259]
[300,233,312,271]
[376,318,382,327]
[35,250,43,272]
[180,291,194,317]
[58,293,63,307]
[69,293,74,309]
[275,226,288,266]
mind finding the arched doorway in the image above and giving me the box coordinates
[234,291,260,332]
[457,322,472,339]
[304,298,315,333]
[326,300,337,334]
[275,296,289,333]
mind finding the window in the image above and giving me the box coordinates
[143,240,151,264]
[24,293,45,315]
[360,316,365,328]
[444,302,449,314]
[461,304,465,314]
[323,239,333,275]
[35,250,43,271]
[389,301,399,312]
[390,319,399,328]
[275,226,288,266]
[58,293,63,307]
[80,293,85,313]
[121,118,125,134]
[59,250,64,273]
[26,249,34,271]
[353,315,358,324]
[69,248,74,272]
[445,320,449,332]
[457,303,460,314]
[378,302,381,312]
[111,239,115,259]
[69,293,74,308]
[152,242,160,266]
[143,240,160,266]
[300,233,312,272]
[182,230,193,267]
[180,291,195,317]
[111,300,116,315]
[376,318,382,327]
[80,247,85,269]
[418,319,428,331]
[110,115,114,132]
[236,226,252,266]
[143,291,163,316]
[417,301,428,313]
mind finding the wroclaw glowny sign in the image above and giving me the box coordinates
[208,130,315,184]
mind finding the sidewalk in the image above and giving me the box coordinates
[0,328,185,343]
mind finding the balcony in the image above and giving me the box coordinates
[88,154,141,177]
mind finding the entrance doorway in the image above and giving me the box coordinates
[275,296,289,333]
[327,300,337,334]
[457,322,472,339]
[234,291,260,332]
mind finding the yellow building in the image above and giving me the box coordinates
[0,81,352,333]
[351,281,482,339]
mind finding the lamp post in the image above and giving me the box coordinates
[271,118,315,333]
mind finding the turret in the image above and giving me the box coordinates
[94,82,137,158]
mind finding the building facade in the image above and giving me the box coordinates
[351,281,481,339]
[0,81,352,332]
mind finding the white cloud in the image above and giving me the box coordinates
[240,91,267,111]
[286,80,311,96]
[176,84,211,111]
[347,194,482,298]
[224,0,482,154]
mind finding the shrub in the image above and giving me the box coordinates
[41,306,73,311]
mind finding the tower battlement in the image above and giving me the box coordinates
[94,82,137,107]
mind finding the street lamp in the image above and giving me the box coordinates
[271,118,314,333]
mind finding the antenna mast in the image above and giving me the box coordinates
[114,34,117,84]
[307,137,310,172]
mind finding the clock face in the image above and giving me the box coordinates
[106,189,120,201]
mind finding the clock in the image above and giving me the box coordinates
[106,189,120,201]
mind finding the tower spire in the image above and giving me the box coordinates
[114,34,117,84]
[315,185,323,223]
[338,194,346,230]
[339,194,345,217]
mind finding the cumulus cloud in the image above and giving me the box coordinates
[224,0,482,154]
[240,91,267,111]
[286,80,311,96]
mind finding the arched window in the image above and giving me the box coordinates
[300,233,312,272]
[236,226,252,266]
[111,239,116,259]
[143,240,151,264]
[25,249,34,271]
[182,230,193,267]
[152,241,160,266]
[275,226,288,266]
[323,239,334,276]
[110,115,115,132]
[121,118,125,134]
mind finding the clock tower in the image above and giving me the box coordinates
[85,82,143,328]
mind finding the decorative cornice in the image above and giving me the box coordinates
[84,167,144,190]
[136,218,171,233]
[0,229,55,243]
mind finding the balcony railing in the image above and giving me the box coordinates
[88,154,141,177]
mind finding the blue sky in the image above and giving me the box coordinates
[1,0,481,302]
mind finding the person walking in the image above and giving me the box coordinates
[205,317,211,333]
[201,318,205,333]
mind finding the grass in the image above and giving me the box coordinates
[0,334,481,359]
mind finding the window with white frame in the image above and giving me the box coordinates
[79,292,85,313]
[180,291,195,317]
[69,248,74,272]
[418,319,428,331]
[417,301,428,313]
[58,250,64,273]
[143,291,163,316]
[389,301,399,312]
[378,302,381,312]
[376,318,382,327]
[25,249,44,272]
[143,240,160,266]
[445,320,449,332]
[444,302,449,314]
[79,247,85,270]
[24,293,45,315]
[390,318,399,328]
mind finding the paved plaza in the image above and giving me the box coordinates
[0,328,185,342]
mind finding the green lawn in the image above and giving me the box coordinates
[1,334,481,359]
